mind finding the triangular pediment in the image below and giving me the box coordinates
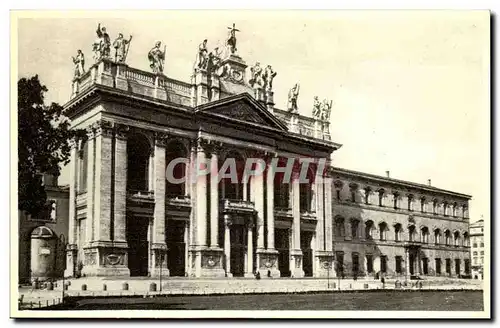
[195,93,288,131]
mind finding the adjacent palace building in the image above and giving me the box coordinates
[61,26,472,280]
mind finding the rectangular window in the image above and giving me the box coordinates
[366,254,374,273]
[380,255,387,273]
[473,257,478,265]
[465,259,471,274]
[446,259,451,274]
[422,258,429,275]
[473,243,478,248]
[395,256,403,274]
[352,253,359,274]
[435,258,441,274]
[480,242,484,247]
[455,259,461,275]
[335,251,344,276]
[480,251,484,255]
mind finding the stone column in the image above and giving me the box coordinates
[93,121,113,242]
[245,223,254,277]
[195,142,208,247]
[152,132,169,277]
[85,128,95,245]
[315,173,324,250]
[253,159,265,250]
[210,151,219,248]
[324,175,333,250]
[405,248,410,277]
[113,125,128,244]
[224,214,232,277]
[290,171,304,277]
[266,159,275,250]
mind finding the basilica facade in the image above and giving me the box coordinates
[62,29,471,279]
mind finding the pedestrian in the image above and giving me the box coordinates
[255,271,261,280]
[381,276,385,289]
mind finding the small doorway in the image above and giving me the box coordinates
[275,228,290,277]
[409,252,415,275]
[166,220,186,277]
[301,231,313,277]
[230,224,246,277]
[127,216,149,276]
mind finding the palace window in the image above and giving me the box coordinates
[334,217,345,238]
[349,183,358,202]
[365,220,374,239]
[378,189,384,207]
[455,259,461,275]
[463,232,470,247]
[473,251,478,255]
[443,202,449,216]
[480,242,484,247]
[407,194,414,211]
[432,199,438,215]
[452,203,458,217]
[351,219,360,239]
[446,259,451,275]
[445,230,451,246]
[366,254,374,273]
[379,222,388,241]
[364,187,371,204]
[335,251,344,276]
[473,257,478,265]
[453,231,460,247]
[394,223,402,242]
[473,243,478,248]
[435,258,441,274]
[393,192,399,209]
[465,259,471,274]
[420,197,426,213]
[334,180,343,201]
[421,226,430,244]
[395,256,403,274]
[352,253,360,275]
[380,255,388,273]
[434,229,441,244]
[408,225,417,242]
[422,258,429,275]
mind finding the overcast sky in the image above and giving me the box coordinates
[16,11,489,221]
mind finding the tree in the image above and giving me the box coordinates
[18,75,85,216]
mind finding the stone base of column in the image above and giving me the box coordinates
[64,244,78,278]
[191,247,226,278]
[151,244,169,278]
[80,242,130,277]
[313,251,335,278]
[255,249,280,278]
[290,249,304,278]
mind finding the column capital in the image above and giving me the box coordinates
[114,123,130,140]
[154,131,169,147]
[223,213,232,227]
[197,138,223,156]
[93,119,114,138]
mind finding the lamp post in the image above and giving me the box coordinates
[159,252,164,293]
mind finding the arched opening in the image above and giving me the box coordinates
[434,228,441,244]
[444,230,451,246]
[379,222,388,241]
[408,225,417,242]
[220,150,245,200]
[463,232,470,247]
[421,226,430,243]
[29,226,58,282]
[334,217,345,238]
[165,140,188,198]
[365,220,374,239]
[453,231,460,246]
[394,223,403,242]
[350,219,360,239]
[127,133,152,192]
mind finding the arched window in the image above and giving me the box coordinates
[394,223,402,242]
[364,187,371,204]
[408,225,417,242]
[349,183,358,203]
[453,231,460,247]
[365,220,374,239]
[421,226,430,244]
[379,222,388,241]
[420,197,426,213]
[452,203,458,217]
[350,219,360,239]
[463,232,470,247]
[444,230,451,246]
[434,228,441,244]
[393,192,399,209]
[443,202,449,216]
[407,194,414,211]
[432,199,438,215]
[165,140,188,198]
[378,189,384,207]
[127,133,152,192]
[334,217,345,238]
[334,180,343,201]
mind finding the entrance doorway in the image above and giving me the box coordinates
[230,224,246,277]
[301,231,313,277]
[275,228,290,277]
[127,216,149,276]
[166,220,186,277]
[409,253,415,275]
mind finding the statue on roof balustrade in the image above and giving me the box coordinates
[92,23,111,61]
[249,62,264,89]
[312,96,321,118]
[287,83,300,113]
[263,65,277,91]
[113,33,133,63]
[148,41,166,74]
[195,39,209,70]
[321,98,333,121]
[226,23,240,55]
[72,50,85,79]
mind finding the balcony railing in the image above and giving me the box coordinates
[127,190,155,203]
[220,198,255,213]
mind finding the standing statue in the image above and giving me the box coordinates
[321,99,333,121]
[148,41,166,74]
[249,62,263,88]
[226,23,240,54]
[312,96,321,118]
[207,47,223,75]
[72,50,85,79]
[113,33,133,63]
[195,39,209,70]
[287,83,300,113]
[95,23,111,59]
[263,65,277,91]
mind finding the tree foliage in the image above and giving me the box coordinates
[18,75,85,216]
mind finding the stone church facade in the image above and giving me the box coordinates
[62,30,471,279]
